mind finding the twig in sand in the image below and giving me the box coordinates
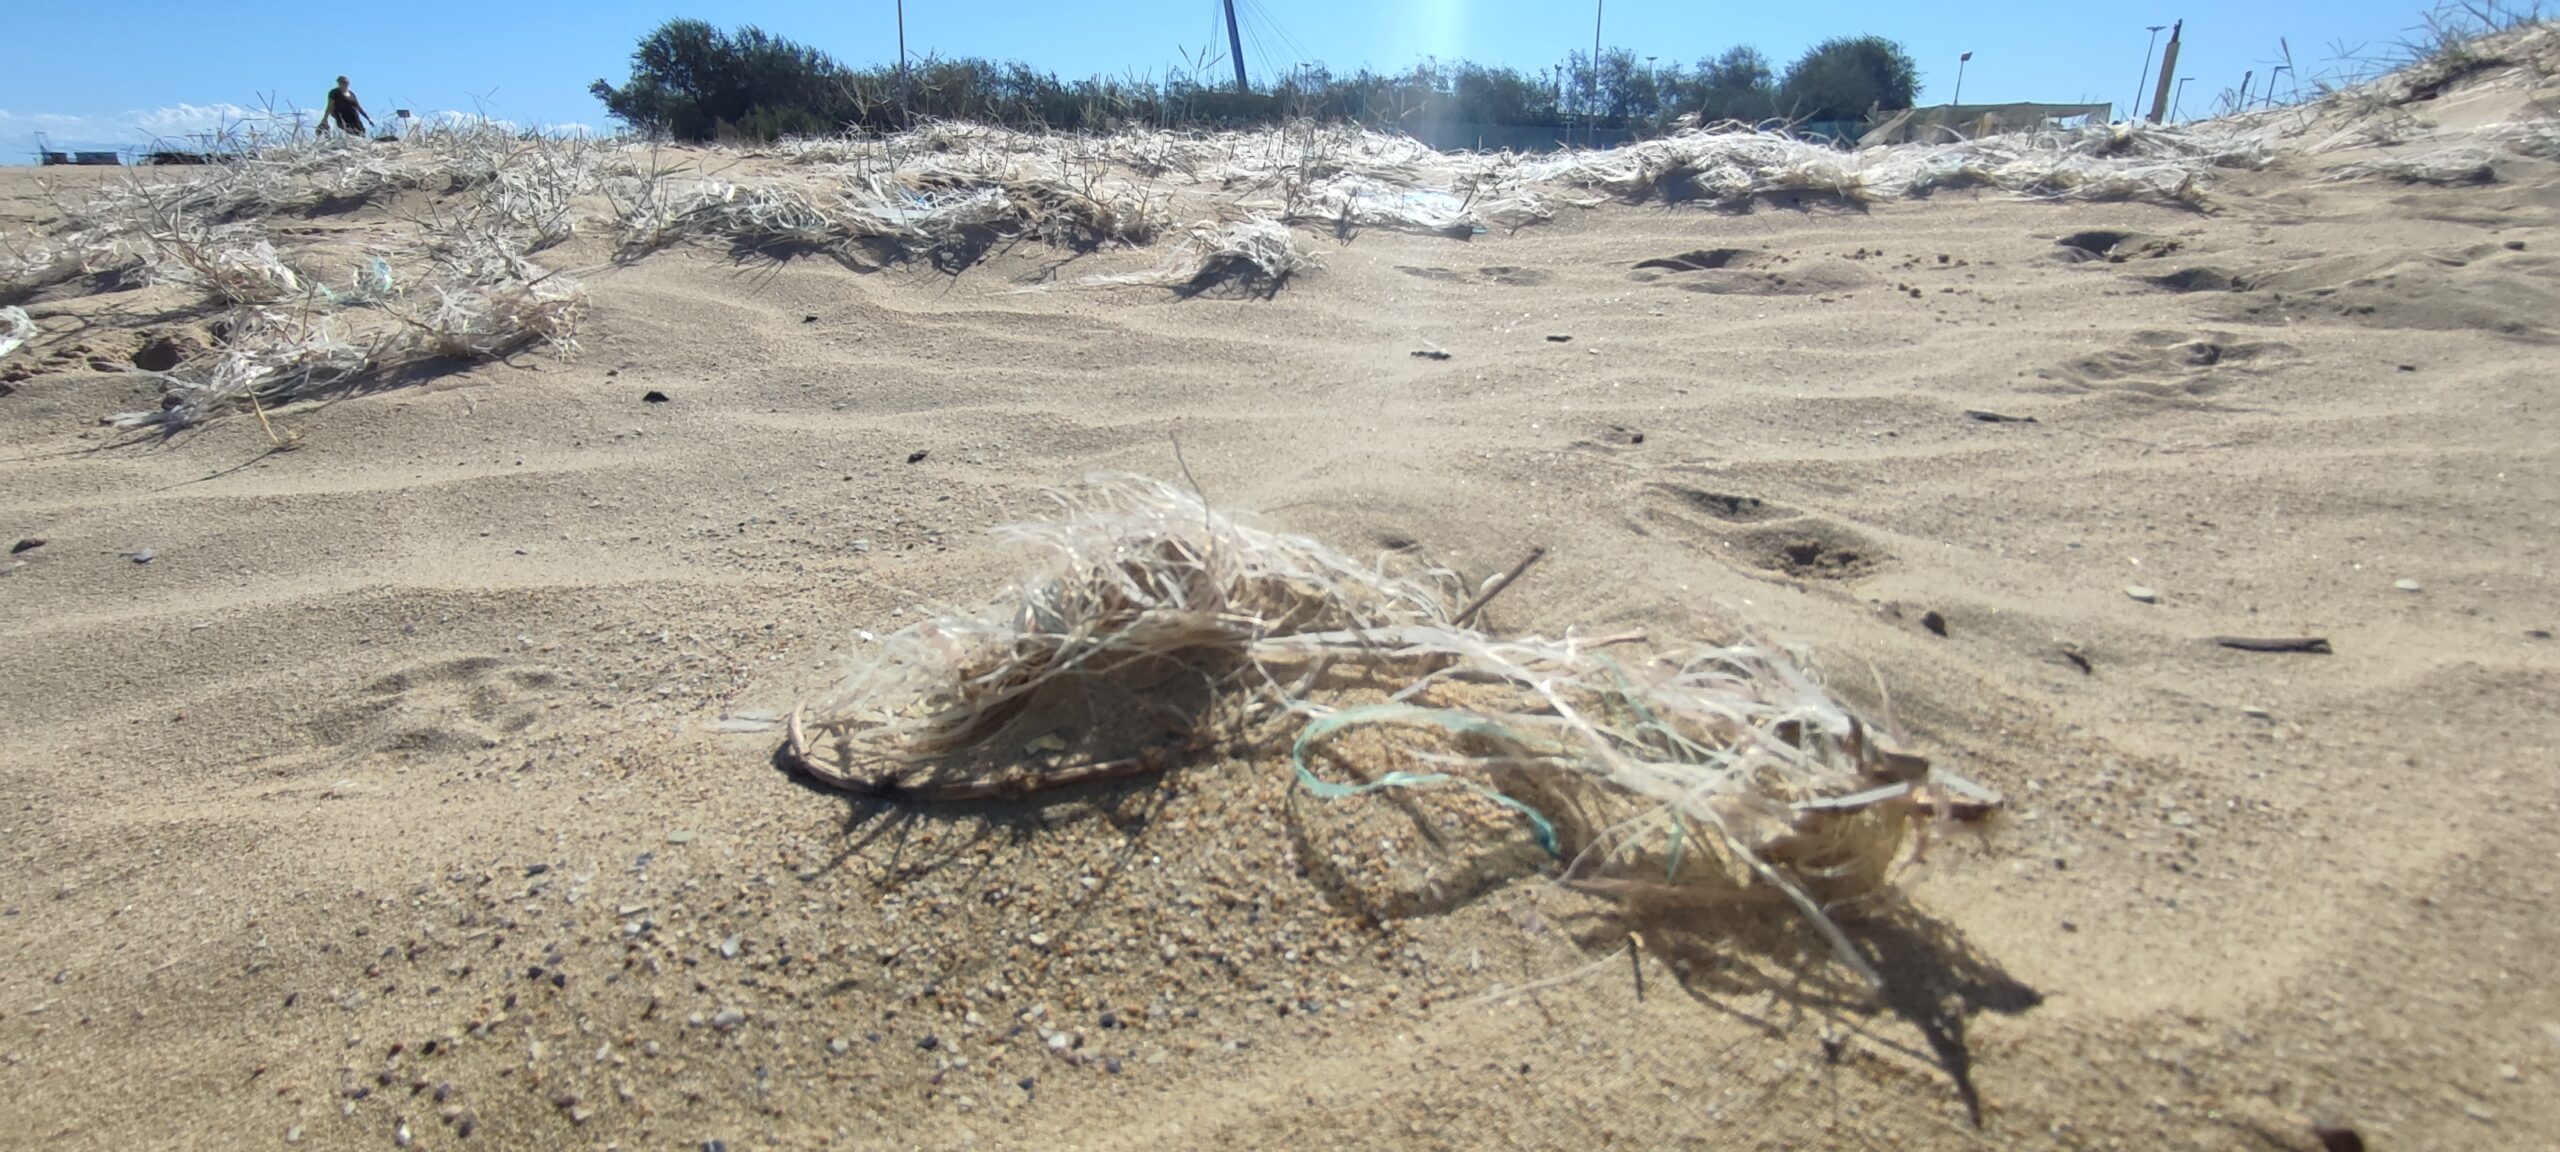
[1464,945,1631,1007]
[1454,545,1547,627]
[2212,635,2334,654]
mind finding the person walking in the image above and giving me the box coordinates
[323,76,371,137]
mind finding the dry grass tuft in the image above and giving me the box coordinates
[401,274,588,359]
[1079,216,1315,296]
[0,306,34,361]
[2320,146,2501,184]
[134,215,306,304]
[1511,121,2267,209]
[613,169,1163,269]
[112,259,585,430]
[788,476,1999,990]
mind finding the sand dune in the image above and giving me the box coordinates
[4,33,2559,1152]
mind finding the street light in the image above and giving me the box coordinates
[1953,51,1973,106]
[1589,0,1604,147]
[2135,25,2167,122]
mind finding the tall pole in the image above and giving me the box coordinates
[1590,0,1604,146]
[2146,19,2183,123]
[2135,25,2166,121]
[1223,0,1249,95]
[896,0,909,124]
[1954,51,1971,105]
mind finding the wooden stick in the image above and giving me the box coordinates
[2211,635,2332,654]
[1462,945,1630,1006]
[1563,877,1790,907]
[1453,545,1547,627]
[784,707,1195,801]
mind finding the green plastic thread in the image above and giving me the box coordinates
[1289,703,1560,857]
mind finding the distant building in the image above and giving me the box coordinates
[1859,102,2114,146]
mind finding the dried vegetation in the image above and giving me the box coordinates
[787,477,2001,990]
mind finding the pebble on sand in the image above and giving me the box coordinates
[2394,578,2422,592]
[2124,585,2157,603]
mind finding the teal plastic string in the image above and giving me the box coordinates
[1290,703,1560,857]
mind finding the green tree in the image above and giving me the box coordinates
[1691,46,1777,124]
[591,20,855,140]
[1778,36,1918,122]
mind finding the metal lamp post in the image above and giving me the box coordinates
[1589,0,1604,147]
[1954,51,1972,106]
[2135,25,2167,121]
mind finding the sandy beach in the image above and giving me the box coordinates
[3,33,2558,1152]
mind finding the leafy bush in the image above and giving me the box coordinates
[591,20,860,141]
[1692,47,1779,124]
[1778,36,1920,122]
[591,18,1917,142]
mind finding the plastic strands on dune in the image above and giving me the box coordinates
[1240,123,1440,188]
[776,135,890,166]
[1081,216,1315,295]
[114,307,379,429]
[613,170,1159,266]
[2319,146,2501,185]
[0,307,33,361]
[791,475,1457,779]
[1511,121,2270,208]
[1278,174,1551,236]
[839,178,1023,249]
[134,217,305,304]
[467,143,603,252]
[2489,118,2560,158]
[1517,131,1871,205]
[111,258,586,430]
[608,177,749,257]
[64,131,624,240]
[1177,216,1315,288]
[1099,129,1223,180]
[2,228,129,296]
[787,475,2000,991]
[404,273,587,360]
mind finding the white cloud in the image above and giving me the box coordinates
[4,101,292,156]
[404,111,601,140]
[5,102,602,160]
[421,109,515,131]
[128,102,261,136]
[0,109,96,130]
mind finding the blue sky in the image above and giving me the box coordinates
[2,0,2462,157]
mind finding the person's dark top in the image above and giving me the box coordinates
[326,87,365,128]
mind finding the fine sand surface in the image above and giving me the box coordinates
[5,81,2559,1152]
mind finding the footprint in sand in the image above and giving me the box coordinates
[2053,229,2183,263]
[309,654,567,756]
[1627,248,1870,296]
[1631,482,1888,583]
[2034,329,2294,399]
